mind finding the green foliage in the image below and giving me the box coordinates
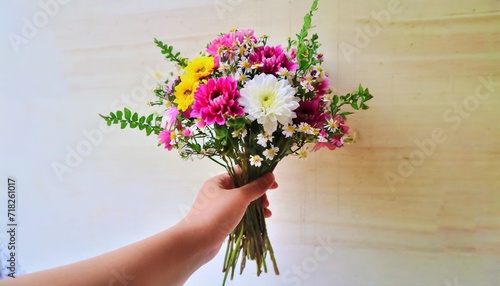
[154,38,188,68]
[330,84,374,117]
[296,0,320,71]
[99,107,162,136]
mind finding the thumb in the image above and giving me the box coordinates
[237,173,275,203]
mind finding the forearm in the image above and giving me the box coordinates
[0,222,218,286]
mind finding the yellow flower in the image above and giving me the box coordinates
[174,75,199,111]
[184,56,214,80]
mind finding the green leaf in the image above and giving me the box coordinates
[132,112,138,121]
[130,122,137,128]
[214,124,228,139]
[333,95,339,105]
[339,111,353,117]
[124,108,131,120]
[154,38,188,68]
[139,116,146,124]
[146,114,154,124]
[116,110,123,120]
[120,121,127,129]
[191,143,201,152]
[145,126,153,136]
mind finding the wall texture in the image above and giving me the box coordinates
[1,0,499,285]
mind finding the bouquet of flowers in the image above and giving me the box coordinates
[101,0,372,284]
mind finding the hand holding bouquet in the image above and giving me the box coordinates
[101,0,372,284]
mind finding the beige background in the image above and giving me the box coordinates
[1,0,499,285]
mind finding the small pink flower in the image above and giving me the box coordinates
[183,126,196,137]
[161,106,180,130]
[312,115,350,151]
[249,45,297,75]
[316,75,330,97]
[191,77,244,126]
[312,141,336,151]
[206,29,256,56]
[158,130,173,150]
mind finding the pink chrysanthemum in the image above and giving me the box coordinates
[158,130,173,150]
[161,106,180,130]
[249,45,297,75]
[191,77,244,126]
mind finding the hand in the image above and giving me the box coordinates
[181,172,278,259]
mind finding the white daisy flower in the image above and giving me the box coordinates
[297,122,315,135]
[263,146,279,160]
[326,118,339,132]
[239,74,300,134]
[231,128,248,138]
[256,132,273,147]
[249,155,264,167]
[298,150,308,159]
[277,67,292,77]
[282,125,295,138]
[317,135,328,142]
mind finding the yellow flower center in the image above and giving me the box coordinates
[260,91,276,109]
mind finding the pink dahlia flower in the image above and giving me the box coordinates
[191,77,244,126]
[294,97,328,128]
[249,45,297,75]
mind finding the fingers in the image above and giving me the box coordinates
[261,194,269,208]
[263,208,272,218]
[238,173,275,203]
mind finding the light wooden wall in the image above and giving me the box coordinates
[1,0,499,285]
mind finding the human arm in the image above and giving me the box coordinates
[0,173,277,286]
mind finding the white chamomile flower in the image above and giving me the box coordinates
[277,67,291,77]
[237,59,253,74]
[317,135,328,142]
[239,74,300,134]
[297,122,315,135]
[234,70,249,83]
[326,118,339,132]
[263,146,279,160]
[282,125,295,138]
[249,155,263,167]
[231,128,248,138]
[298,150,308,159]
[256,132,273,147]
